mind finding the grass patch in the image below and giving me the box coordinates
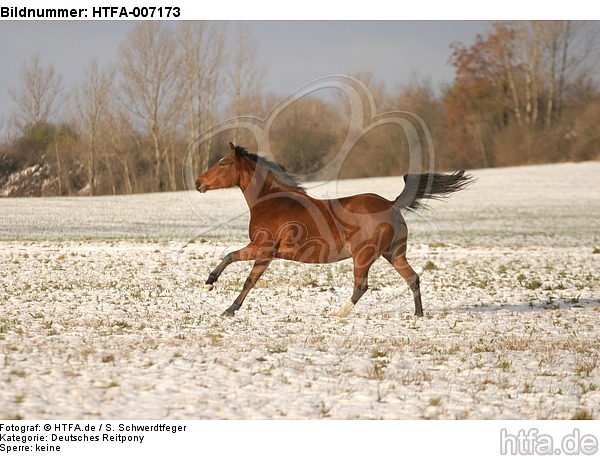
[525,279,543,290]
[423,261,438,271]
[370,348,388,359]
[572,408,594,420]
[267,346,288,354]
[575,359,597,377]
[498,359,513,372]
[428,397,442,407]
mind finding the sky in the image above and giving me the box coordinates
[0,21,489,130]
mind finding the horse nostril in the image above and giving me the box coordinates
[195,178,201,189]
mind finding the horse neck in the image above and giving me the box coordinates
[238,159,293,208]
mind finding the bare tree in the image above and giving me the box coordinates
[548,21,599,121]
[507,21,599,127]
[353,70,388,110]
[74,59,115,195]
[227,23,265,143]
[119,22,182,192]
[105,108,139,195]
[9,52,63,131]
[393,74,443,169]
[448,20,600,167]
[0,115,11,143]
[270,96,344,177]
[178,21,228,172]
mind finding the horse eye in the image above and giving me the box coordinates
[220,161,227,167]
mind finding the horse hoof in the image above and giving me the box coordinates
[203,284,214,292]
[331,301,354,318]
[330,311,349,318]
[221,309,235,317]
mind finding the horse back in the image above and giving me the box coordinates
[247,191,404,264]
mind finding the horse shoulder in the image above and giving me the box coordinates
[247,191,318,237]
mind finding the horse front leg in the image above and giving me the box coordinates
[203,242,272,292]
[203,252,235,291]
[222,259,272,317]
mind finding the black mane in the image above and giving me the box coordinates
[234,145,306,193]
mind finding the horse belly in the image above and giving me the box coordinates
[275,240,351,264]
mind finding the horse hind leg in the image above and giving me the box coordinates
[333,285,366,318]
[384,249,423,317]
[332,260,373,318]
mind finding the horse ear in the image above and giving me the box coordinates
[229,142,236,156]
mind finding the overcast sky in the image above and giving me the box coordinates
[0,21,489,128]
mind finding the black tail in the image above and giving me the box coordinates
[394,170,475,212]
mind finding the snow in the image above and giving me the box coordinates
[1,161,599,419]
[0,163,54,197]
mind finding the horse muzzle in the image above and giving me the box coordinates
[195,179,209,193]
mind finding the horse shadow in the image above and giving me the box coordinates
[454,298,600,314]
[367,298,600,318]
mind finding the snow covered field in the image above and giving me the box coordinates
[1,161,599,419]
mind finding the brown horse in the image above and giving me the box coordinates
[196,142,473,317]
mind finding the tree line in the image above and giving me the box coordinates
[0,21,598,197]
[1,22,263,196]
